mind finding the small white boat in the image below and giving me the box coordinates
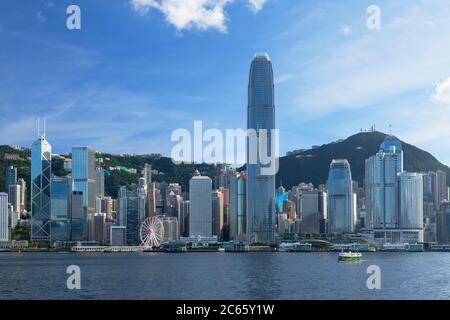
[338,251,362,262]
[218,248,226,253]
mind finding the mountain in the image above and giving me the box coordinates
[276,131,450,189]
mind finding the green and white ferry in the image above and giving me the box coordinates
[338,251,362,262]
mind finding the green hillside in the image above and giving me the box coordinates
[98,153,216,197]
[0,145,215,201]
[277,131,450,189]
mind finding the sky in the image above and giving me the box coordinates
[1,0,450,165]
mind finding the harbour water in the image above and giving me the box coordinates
[1,252,450,300]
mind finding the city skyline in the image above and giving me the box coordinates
[4,0,450,305]
[2,1,450,167]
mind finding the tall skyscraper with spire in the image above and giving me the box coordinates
[246,53,276,244]
[31,134,52,242]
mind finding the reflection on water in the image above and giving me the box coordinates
[1,252,450,300]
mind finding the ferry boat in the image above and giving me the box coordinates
[381,243,407,252]
[338,251,362,262]
[406,243,424,252]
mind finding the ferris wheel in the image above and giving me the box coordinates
[140,217,165,249]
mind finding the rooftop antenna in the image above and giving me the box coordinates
[43,117,46,138]
[389,124,392,136]
[37,117,41,138]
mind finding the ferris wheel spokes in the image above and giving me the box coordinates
[140,216,165,249]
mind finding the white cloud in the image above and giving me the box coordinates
[432,77,450,104]
[274,1,450,165]
[248,0,267,13]
[284,1,450,119]
[130,0,267,32]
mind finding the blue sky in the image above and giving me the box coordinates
[1,0,450,165]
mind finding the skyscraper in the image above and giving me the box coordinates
[436,170,448,208]
[237,173,247,241]
[179,199,190,237]
[0,193,8,241]
[327,159,355,234]
[299,190,328,236]
[143,163,152,188]
[117,186,127,227]
[71,191,86,241]
[189,171,212,237]
[246,53,276,244]
[8,184,21,221]
[228,172,239,240]
[399,172,424,240]
[50,176,71,242]
[95,167,105,198]
[437,201,450,244]
[17,178,26,213]
[5,166,17,191]
[31,135,52,242]
[146,182,156,217]
[117,186,146,245]
[212,189,224,239]
[365,140,403,230]
[72,147,96,215]
[380,135,404,172]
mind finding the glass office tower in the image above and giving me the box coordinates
[380,135,404,172]
[246,53,276,244]
[50,176,71,241]
[5,166,17,190]
[399,172,423,230]
[31,136,52,242]
[72,147,96,214]
[327,159,354,234]
[71,191,86,241]
[365,136,403,229]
